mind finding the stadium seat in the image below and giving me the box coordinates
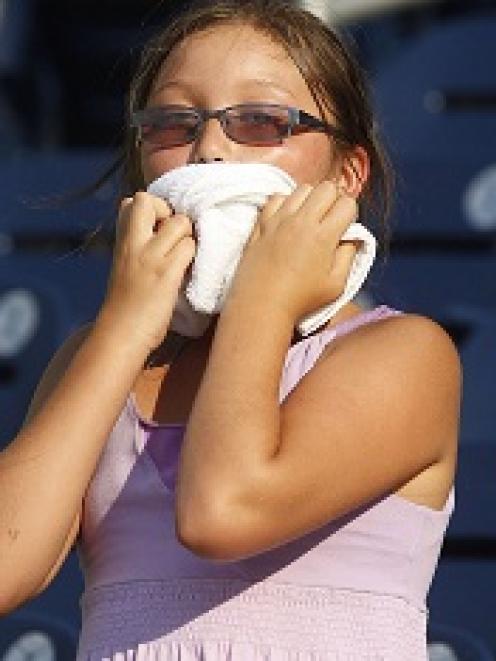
[368,252,496,322]
[0,610,78,660]
[431,442,496,655]
[390,155,496,240]
[429,344,496,657]
[0,254,110,449]
[455,309,496,444]
[0,150,119,238]
[373,16,496,158]
[448,442,496,540]
[428,561,496,658]
[0,151,116,446]
[368,18,496,355]
[0,267,78,447]
[362,128,496,323]
[0,250,109,444]
[0,251,111,330]
[428,622,495,660]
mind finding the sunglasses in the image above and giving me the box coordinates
[130,103,349,148]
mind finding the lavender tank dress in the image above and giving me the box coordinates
[75,305,454,660]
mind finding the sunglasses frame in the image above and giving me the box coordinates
[130,103,350,148]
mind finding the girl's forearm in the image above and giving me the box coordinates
[177,289,294,528]
[0,311,150,609]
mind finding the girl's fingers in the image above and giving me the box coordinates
[256,192,289,236]
[292,180,340,224]
[258,184,314,233]
[258,193,286,221]
[260,180,342,234]
[151,232,197,284]
[320,193,359,241]
[125,192,173,249]
[144,213,195,265]
[115,197,134,243]
[276,184,314,217]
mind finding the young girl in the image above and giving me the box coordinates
[0,1,461,658]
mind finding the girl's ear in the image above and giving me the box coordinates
[335,145,370,198]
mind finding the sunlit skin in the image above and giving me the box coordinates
[142,24,341,184]
[139,22,369,346]
[142,25,364,185]
[131,22,371,435]
[128,21,459,548]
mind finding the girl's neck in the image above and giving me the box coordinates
[143,301,367,372]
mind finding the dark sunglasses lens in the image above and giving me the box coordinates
[139,110,199,147]
[226,107,289,144]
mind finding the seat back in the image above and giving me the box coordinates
[428,622,495,661]
[0,151,115,446]
[0,269,76,447]
[373,16,496,158]
[0,611,78,660]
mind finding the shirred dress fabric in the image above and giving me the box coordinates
[75,305,454,660]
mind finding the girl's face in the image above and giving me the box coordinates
[140,23,344,187]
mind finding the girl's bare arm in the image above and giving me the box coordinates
[0,316,151,614]
[176,185,461,560]
[0,192,196,614]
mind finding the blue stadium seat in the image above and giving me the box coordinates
[448,442,496,540]
[0,252,111,330]
[0,255,110,449]
[0,267,77,447]
[367,17,496,346]
[0,150,118,237]
[390,155,496,240]
[430,443,496,655]
[0,152,116,445]
[373,16,496,158]
[428,312,496,655]
[366,252,496,322]
[428,622,495,660]
[428,561,496,658]
[361,156,496,325]
[455,309,496,444]
[0,610,79,660]
[0,153,116,642]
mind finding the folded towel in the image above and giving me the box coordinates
[148,162,376,337]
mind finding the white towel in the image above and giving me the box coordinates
[148,162,376,337]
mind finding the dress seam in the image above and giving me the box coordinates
[81,577,427,613]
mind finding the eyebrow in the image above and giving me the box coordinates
[151,78,297,101]
[243,78,298,101]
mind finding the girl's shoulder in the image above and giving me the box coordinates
[265,307,460,536]
[326,306,461,371]
[302,307,461,463]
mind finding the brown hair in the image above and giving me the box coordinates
[122,0,393,256]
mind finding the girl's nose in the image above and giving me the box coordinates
[188,116,236,165]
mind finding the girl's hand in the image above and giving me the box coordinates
[99,192,196,353]
[230,181,360,325]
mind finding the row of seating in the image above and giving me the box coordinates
[0,153,106,657]
[0,152,115,448]
[370,19,496,655]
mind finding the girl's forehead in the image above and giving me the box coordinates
[150,23,309,100]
